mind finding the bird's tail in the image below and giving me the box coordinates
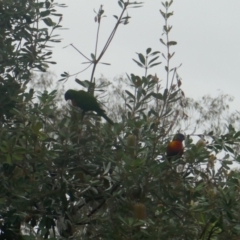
[102,113,114,125]
[97,108,114,125]
[98,109,114,125]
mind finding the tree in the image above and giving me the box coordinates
[0,0,64,239]
[1,0,240,239]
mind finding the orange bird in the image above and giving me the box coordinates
[166,133,185,160]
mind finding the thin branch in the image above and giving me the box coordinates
[90,4,128,83]
[69,44,91,61]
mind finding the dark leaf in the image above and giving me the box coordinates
[137,53,145,65]
[152,92,163,100]
[126,103,132,110]
[150,51,160,56]
[149,62,162,68]
[125,90,135,100]
[160,38,166,45]
[40,10,51,17]
[146,48,152,54]
[159,9,166,19]
[43,18,55,27]
[148,56,159,65]
[163,88,168,101]
[132,59,144,68]
[91,53,96,60]
[167,41,177,46]
[118,1,123,8]
[75,79,90,88]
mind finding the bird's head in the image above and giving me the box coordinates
[64,89,75,101]
[173,133,185,142]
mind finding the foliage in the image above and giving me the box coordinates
[0,0,240,240]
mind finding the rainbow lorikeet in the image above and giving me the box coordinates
[166,133,185,160]
[64,89,114,125]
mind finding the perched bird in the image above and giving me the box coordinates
[64,89,114,125]
[166,133,185,160]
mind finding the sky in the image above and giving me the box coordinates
[50,0,240,109]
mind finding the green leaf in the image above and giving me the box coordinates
[236,155,240,162]
[51,13,63,17]
[126,104,132,110]
[233,224,240,234]
[61,72,69,77]
[163,25,168,33]
[194,182,205,192]
[169,0,174,6]
[36,122,43,131]
[45,1,51,8]
[161,108,172,117]
[168,89,180,100]
[137,53,145,65]
[234,131,240,139]
[146,48,151,54]
[91,53,95,60]
[103,162,111,175]
[142,92,152,102]
[43,18,55,26]
[135,101,141,110]
[163,88,168,101]
[167,41,177,46]
[167,12,174,19]
[149,109,158,117]
[132,59,144,68]
[6,154,11,164]
[75,79,90,88]
[32,122,43,133]
[118,1,123,8]
[0,146,7,153]
[150,51,160,56]
[160,38,166,45]
[40,10,51,17]
[148,56,159,65]
[208,131,214,136]
[168,96,182,103]
[224,145,234,154]
[149,62,161,68]
[152,92,163,100]
[160,9,166,19]
[125,90,135,100]
[99,62,111,65]
[12,154,23,161]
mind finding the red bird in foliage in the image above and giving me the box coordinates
[166,133,185,160]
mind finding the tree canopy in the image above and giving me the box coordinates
[0,1,240,239]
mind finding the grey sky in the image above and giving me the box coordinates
[51,0,240,106]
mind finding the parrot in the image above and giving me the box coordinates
[64,89,114,125]
[166,133,185,160]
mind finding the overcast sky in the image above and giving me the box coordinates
[51,0,240,108]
